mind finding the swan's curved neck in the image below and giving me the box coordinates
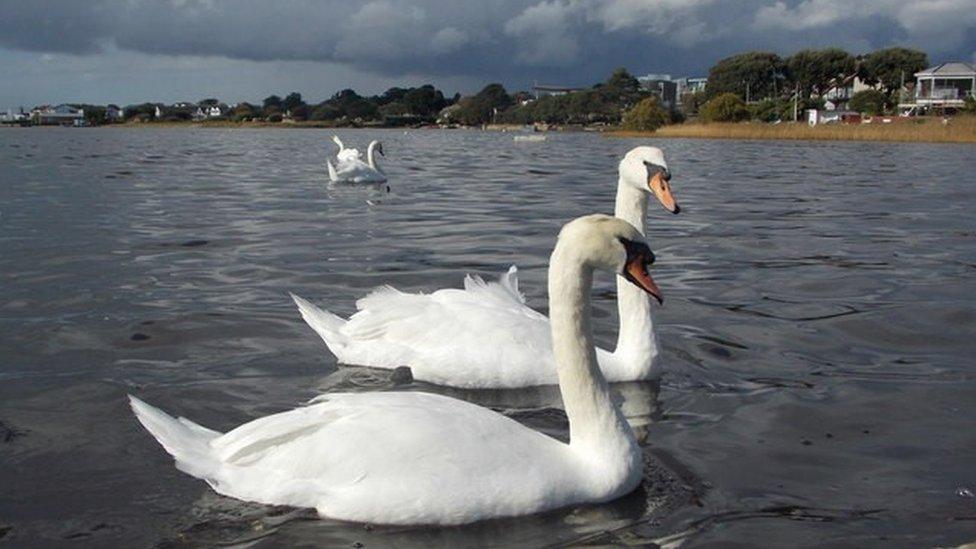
[366,142,381,171]
[612,179,657,375]
[548,245,637,454]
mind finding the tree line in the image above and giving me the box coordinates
[695,46,930,121]
[59,45,959,128]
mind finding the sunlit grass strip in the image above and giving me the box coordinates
[611,117,976,144]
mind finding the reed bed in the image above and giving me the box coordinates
[612,117,976,144]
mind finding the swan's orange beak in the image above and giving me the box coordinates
[624,252,663,305]
[649,171,679,214]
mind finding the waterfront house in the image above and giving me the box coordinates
[683,77,708,94]
[822,76,879,111]
[106,104,123,121]
[900,62,975,114]
[1,109,27,123]
[532,84,583,99]
[638,74,678,109]
[31,104,85,126]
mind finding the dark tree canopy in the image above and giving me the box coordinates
[700,92,750,122]
[848,89,887,115]
[328,89,378,120]
[861,47,928,101]
[602,68,643,106]
[786,48,857,98]
[706,52,786,100]
[455,83,512,125]
[262,95,283,110]
[402,85,448,117]
[621,97,669,132]
[282,92,305,112]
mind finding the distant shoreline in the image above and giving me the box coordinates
[6,118,975,144]
[611,118,976,144]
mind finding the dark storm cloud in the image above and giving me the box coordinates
[2,0,974,84]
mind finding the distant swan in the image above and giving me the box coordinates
[293,146,678,388]
[130,214,661,525]
[327,137,386,183]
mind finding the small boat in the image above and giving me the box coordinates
[513,135,547,142]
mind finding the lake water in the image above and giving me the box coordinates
[1,127,974,547]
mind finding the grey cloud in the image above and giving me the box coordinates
[1,0,975,87]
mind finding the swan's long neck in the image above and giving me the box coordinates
[612,180,658,375]
[548,246,637,456]
[366,142,381,171]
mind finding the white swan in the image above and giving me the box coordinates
[327,139,386,183]
[130,214,661,525]
[293,146,678,388]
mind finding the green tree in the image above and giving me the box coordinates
[848,89,887,115]
[290,104,310,121]
[232,102,256,121]
[283,92,304,112]
[263,95,283,110]
[964,95,976,114]
[861,47,928,105]
[681,90,707,115]
[455,83,512,125]
[621,97,669,131]
[786,48,857,98]
[376,87,409,105]
[124,103,157,121]
[310,103,342,121]
[402,85,448,117]
[706,52,785,100]
[700,92,750,122]
[328,89,379,120]
[749,98,785,122]
[75,104,106,125]
[602,68,643,106]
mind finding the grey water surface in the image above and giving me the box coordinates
[1,127,974,547]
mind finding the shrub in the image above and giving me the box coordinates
[700,93,749,122]
[750,99,783,122]
[621,97,669,132]
[849,89,887,115]
[963,95,976,114]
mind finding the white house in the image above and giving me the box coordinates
[901,62,976,113]
[31,104,85,125]
[106,104,123,120]
[822,76,878,111]
[532,84,583,99]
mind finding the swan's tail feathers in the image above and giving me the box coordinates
[290,293,349,354]
[327,160,338,182]
[128,395,221,479]
[462,265,526,306]
[499,265,525,303]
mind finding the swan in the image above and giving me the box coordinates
[327,139,386,183]
[293,146,678,388]
[129,214,661,525]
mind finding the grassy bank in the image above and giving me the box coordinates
[612,117,976,144]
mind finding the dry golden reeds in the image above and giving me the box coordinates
[611,117,976,144]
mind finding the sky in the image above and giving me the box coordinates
[1,0,975,109]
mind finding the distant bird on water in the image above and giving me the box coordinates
[327,135,386,183]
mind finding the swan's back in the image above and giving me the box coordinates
[131,392,583,525]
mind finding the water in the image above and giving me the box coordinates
[1,127,974,547]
